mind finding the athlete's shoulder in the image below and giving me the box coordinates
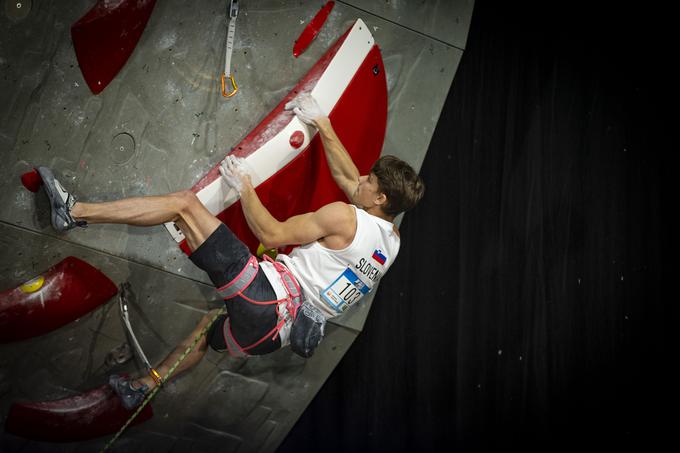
[317,201,355,219]
[323,200,353,210]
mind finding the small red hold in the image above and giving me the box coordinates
[21,169,43,193]
[179,240,192,256]
[290,130,305,149]
[293,1,335,58]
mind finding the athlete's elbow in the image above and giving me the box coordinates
[259,228,286,250]
[259,236,279,250]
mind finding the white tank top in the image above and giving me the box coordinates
[267,205,400,320]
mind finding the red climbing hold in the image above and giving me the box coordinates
[71,0,157,94]
[293,1,335,58]
[4,377,153,442]
[20,168,43,192]
[289,130,305,149]
[0,256,118,343]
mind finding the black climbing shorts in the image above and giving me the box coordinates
[189,224,281,355]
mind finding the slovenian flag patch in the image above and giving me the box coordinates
[372,249,387,265]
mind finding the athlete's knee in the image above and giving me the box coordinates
[202,308,223,329]
[205,308,222,321]
[173,190,201,216]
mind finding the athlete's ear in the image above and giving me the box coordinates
[374,192,387,207]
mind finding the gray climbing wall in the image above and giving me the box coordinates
[0,0,474,450]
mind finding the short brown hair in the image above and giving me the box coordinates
[371,155,425,216]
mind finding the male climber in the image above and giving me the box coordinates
[36,93,424,409]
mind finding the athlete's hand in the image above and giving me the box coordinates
[219,155,252,195]
[284,92,326,126]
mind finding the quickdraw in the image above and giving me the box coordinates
[221,0,239,97]
[118,283,163,386]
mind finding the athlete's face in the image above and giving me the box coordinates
[355,173,385,210]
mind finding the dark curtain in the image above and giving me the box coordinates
[279,1,671,451]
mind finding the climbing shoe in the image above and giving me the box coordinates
[36,166,86,232]
[108,374,148,410]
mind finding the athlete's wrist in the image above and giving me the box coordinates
[240,181,255,197]
[314,116,331,130]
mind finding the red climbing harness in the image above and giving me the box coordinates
[215,255,303,357]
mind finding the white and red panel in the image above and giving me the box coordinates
[165,19,388,254]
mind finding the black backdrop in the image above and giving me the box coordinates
[279,1,672,451]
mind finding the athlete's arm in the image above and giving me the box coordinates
[314,117,361,203]
[285,93,362,202]
[239,182,355,249]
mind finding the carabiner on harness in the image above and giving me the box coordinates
[118,283,163,387]
[221,0,239,98]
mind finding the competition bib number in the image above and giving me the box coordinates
[322,267,371,313]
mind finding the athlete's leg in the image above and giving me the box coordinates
[135,308,221,392]
[110,308,221,409]
[38,166,220,251]
[71,191,220,252]
[71,193,190,226]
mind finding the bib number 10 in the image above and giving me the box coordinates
[322,267,371,313]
